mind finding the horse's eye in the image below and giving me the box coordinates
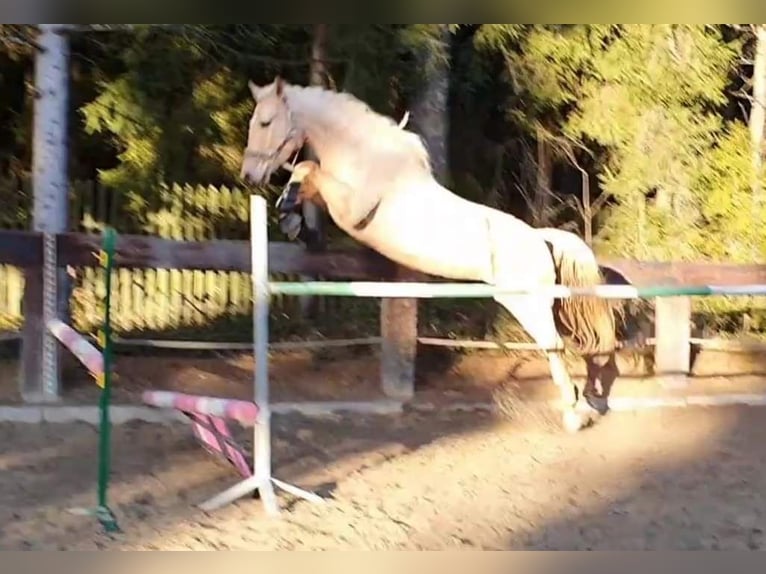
[259,119,272,128]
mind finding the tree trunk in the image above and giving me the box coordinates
[411,25,451,183]
[750,25,766,203]
[299,23,329,317]
[304,22,328,235]
[379,24,452,400]
[532,126,553,226]
[577,163,592,245]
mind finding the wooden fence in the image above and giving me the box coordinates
[3,227,766,403]
[4,177,764,349]
[0,178,333,337]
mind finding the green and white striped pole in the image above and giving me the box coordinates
[95,227,119,533]
[268,281,766,299]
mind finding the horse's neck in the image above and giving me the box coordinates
[286,87,337,155]
[293,111,368,191]
[285,85,437,203]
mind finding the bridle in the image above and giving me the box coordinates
[242,104,305,172]
[243,106,410,175]
[249,102,410,234]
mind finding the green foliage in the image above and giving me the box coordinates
[565,26,747,261]
[471,24,766,334]
[4,24,766,339]
[474,25,749,262]
[82,29,245,193]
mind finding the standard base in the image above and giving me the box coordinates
[67,504,121,533]
[658,374,689,389]
[198,474,324,514]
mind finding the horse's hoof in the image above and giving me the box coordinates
[584,393,609,416]
[562,410,588,433]
[278,212,303,241]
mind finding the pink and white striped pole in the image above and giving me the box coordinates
[47,318,104,380]
[141,390,260,425]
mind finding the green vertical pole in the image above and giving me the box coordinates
[96,227,119,533]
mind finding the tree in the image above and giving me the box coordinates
[404,24,452,182]
[79,26,299,192]
[473,25,604,229]
[563,26,741,259]
[749,25,766,203]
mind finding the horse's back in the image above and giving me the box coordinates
[482,206,557,284]
[360,181,553,283]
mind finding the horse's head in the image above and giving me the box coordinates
[240,76,305,184]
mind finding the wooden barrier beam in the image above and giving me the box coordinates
[56,233,403,279]
[600,259,766,287]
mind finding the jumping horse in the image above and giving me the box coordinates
[240,76,620,432]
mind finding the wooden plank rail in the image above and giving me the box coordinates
[0,230,43,266]
[3,228,766,401]
[3,230,766,285]
[58,232,402,279]
[599,258,766,287]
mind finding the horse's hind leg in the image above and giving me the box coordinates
[495,295,597,432]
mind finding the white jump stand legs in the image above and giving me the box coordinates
[198,412,324,514]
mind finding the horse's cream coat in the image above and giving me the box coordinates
[278,85,550,283]
[242,79,618,432]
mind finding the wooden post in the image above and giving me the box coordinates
[653,296,691,387]
[21,24,70,402]
[19,263,46,401]
[380,295,418,400]
[379,25,449,403]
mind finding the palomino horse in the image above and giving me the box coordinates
[240,76,619,432]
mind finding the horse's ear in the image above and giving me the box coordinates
[248,80,263,101]
[274,75,285,97]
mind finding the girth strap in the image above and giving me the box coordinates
[353,198,383,231]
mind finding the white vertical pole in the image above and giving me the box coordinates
[198,195,323,513]
[33,24,70,402]
[250,194,278,515]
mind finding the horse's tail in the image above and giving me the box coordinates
[537,228,619,361]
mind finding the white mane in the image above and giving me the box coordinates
[283,83,433,177]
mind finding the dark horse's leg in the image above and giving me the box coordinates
[583,352,619,415]
[277,181,325,252]
[296,221,324,252]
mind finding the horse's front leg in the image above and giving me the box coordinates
[280,160,372,231]
[276,161,327,248]
[276,161,323,211]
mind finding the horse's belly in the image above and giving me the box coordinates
[350,197,549,284]
[355,206,494,281]
[381,238,488,280]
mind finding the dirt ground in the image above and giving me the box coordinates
[3,342,766,549]
[5,342,766,406]
[2,403,766,550]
